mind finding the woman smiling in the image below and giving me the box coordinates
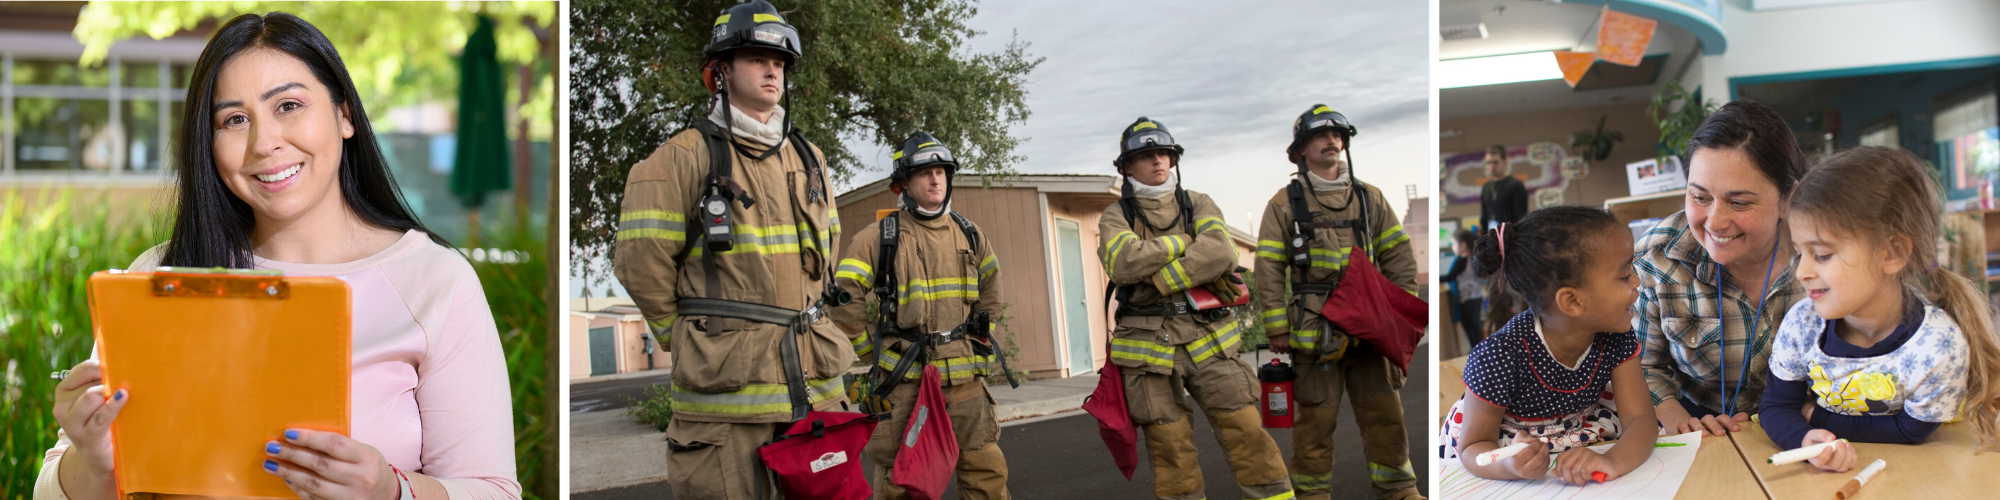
[35,12,519,500]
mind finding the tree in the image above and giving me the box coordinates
[73,1,558,138]
[568,0,1041,289]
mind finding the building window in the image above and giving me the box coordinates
[4,55,184,176]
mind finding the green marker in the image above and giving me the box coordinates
[1654,442,1687,448]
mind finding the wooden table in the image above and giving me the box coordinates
[1675,432,1769,500]
[1735,421,2000,500]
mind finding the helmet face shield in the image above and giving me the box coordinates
[748,23,801,56]
[1300,113,1352,137]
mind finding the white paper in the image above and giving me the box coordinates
[1437,431,1704,500]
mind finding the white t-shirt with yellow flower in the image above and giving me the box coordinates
[1769,298,1968,423]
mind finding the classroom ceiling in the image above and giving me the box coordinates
[1440,0,1701,120]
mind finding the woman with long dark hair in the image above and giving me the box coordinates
[36,12,519,500]
[1632,100,1811,438]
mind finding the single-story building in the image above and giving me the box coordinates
[834,174,1257,380]
[567,297,668,379]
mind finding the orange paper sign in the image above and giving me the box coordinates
[1597,9,1658,67]
[89,270,351,498]
[1554,50,1597,87]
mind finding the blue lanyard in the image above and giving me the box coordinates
[1717,240,1781,417]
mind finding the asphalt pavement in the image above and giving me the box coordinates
[575,352,1431,500]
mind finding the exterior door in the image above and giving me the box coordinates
[588,326,617,376]
[1057,219,1094,375]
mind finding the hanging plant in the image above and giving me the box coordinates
[1649,81,1718,163]
[1572,116,1624,161]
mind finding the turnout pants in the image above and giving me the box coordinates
[1125,344,1292,500]
[865,380,1011,499]
[1288,345,1420,500]
[665,420,786,500]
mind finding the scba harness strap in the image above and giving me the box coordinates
[867,210,1019,399]
[1284,173,1372,297]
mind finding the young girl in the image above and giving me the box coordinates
[1759,147,2000,472]
[1441,205,1660,484]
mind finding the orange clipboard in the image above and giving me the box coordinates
[87,268,351,498]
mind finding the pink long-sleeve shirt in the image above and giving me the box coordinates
[34,230,520,500]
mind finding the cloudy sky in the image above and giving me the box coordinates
[573,0,1432,296]
[836,0,1433,234]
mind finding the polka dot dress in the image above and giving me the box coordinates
[1440,311,1640,459]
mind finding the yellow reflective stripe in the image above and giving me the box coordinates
[876,350,995,379]
[852,329,873,356]
[828,211,843,237]
[1131,121,1157,132]
[1312,105,1333,115]
[1186,321,1242,364]
[616,210,688,241]
[897,277,980,303]
[1109,338,1174,368]
[670,377,843,415]
[714,14,730,25]
[1307,247,1352,271]
[1368,460,1417,483]
[1374,225,1410,253]
[646,314,678,331]
[835,258,874,287]
[1256,240,1286,261]
[1195,217,1226,235]
[685,223,809,256]
[1290,471,1333,491]
[1248,491,1296,500]
[754,13,783,23]
[1292,322,1321,351]
[978,254,999,280]
[1157,259,1192,292]
[1159,234,1188,257]
[1103,231,1138,276]
[1260,308,1289,331]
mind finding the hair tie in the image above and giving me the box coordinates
[1497,222,1508,264]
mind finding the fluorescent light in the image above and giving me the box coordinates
[1437,52,1563,89]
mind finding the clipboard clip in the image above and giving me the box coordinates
[151,267,290,299]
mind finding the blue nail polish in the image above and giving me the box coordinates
[263,459,277,472]
[266,442,281,454]
[284,429,299,440]
[113,390,123,401]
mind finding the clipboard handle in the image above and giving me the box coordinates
[151,267,290,299]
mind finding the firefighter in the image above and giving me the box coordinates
[611,2,851,498]
[1099,117,1294,500]
[832,131,1012,499]
[1253,105,1423,500]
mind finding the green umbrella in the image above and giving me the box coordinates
[451,14,512,246]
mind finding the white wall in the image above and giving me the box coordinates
[1693,0,2000,96]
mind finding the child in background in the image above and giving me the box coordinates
[1759,147,2000,472]
[1441,206,1659,484]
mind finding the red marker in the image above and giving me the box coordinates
[1591,471,1607,483]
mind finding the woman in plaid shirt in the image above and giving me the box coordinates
[1632,100,1809,437]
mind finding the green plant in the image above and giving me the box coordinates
[1649,81,1718,163]
[623,384,675,432]
[1571,116,1625,162]
[1,188,167,498]
[985,302,1029,385]
[1238,269,1269,350]
[465,220,550,500]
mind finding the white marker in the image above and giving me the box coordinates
[1767,439,1848,465]
[1475,442,1531,466]
[1835,459,1887,500]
